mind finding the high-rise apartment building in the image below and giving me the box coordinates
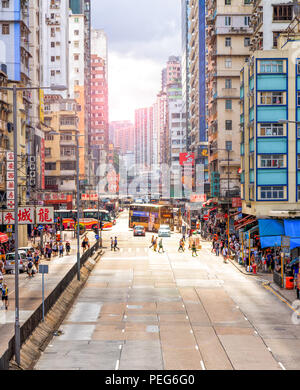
[91,29,108,78]
[134,107,153,168]
[0,0,30,84]
[90,54,109,151]
[181,0,191,151]
[240,34,300,218]
[44,96,79,193]
[250,0,299,52]
[41,0,69,97]
[110,121,135,155]
[206,0,252,200]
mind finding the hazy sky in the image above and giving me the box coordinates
[92,0,181,123]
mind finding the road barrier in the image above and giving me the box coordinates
[0,240,100,370]
[273,271,283,288]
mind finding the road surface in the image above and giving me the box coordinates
[35,212,300,370]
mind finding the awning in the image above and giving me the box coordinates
[284,220,300,238]
[244,225,259,240]
[258,219,284,237]
[291,238,300,250]
[207,207,217,215]
[260,236,282,249]
[234,214,251,227]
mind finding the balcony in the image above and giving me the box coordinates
[60,154,76,161]
[45,184,58,191]
[60,170,77,176]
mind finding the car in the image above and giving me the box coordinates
[4,252,28,274]
[158,225,171,237]
[133,225,146,236]
[18,246,35,256]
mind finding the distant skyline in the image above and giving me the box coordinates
[91,0,181,122]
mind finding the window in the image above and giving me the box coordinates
[60,117,76,126]
[226,141,232,151]
[2,1,10,8]
[74,41,79,48]
[260,154,285,168]
[225,58,232,68]
[45,177,56,186]
[297,91,300,106]
[45,134,54,141]
[74,29,79,35]
[2,23,9,35]
[297,60,300,75]
[260,123,284,136]
[51,41,55,48]
[244,0,251,4]
[298,155,300,170]
[273,5,292,21]
[225,120,232,130]
[45,148,51,157]
[74,17,79,23]
[260,60,283,73]
[225,37,231,47]
[260,92,284,105]
[50,70,55,76]
[260,186,284,199]
[273,32,281,48]
[244,37,251,47]
[61,161,76,170]
[225,78,232,89]
[225,99,232,109]
[244,16,250,26]
[225,0,231,4]
[298,186,300,201]
[225,16,231,26]
[51,56,55,62]
[45,162,56,170]
[74,54,79,61]
[60,147,75,156]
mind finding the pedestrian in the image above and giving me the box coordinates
[191,241,197,257]
[34,251,40,273]
[182,233,186,241]
[296,272,300,300]
[153,237,158,252]
[27,259,34,278]
[149,235,155,249]
[110,237,114,251]
[2,283,8,310]
[47,245,52,260]
[222,246,228,263]
[158,238,164,253]
[114,237,119,251]
[53,242,57,257]
[215,242,220,256]
[59,242,64,257]
[82,238,87,253]
[66,241,71,255]
[178,239,184,252]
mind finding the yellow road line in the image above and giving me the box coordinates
[262,282,298,313]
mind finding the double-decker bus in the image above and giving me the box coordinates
[129,204,180,232]
[54,209,114,230]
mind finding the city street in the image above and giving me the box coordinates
[35,212,300,370]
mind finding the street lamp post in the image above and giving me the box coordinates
[0,84,67,366]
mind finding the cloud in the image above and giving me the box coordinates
[92,0,182,122]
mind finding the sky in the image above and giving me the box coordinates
[91,0,182,123]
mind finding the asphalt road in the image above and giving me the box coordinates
[35,212,300,370]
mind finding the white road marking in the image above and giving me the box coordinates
[244,316,248,321]
[119,345,122,350]
[254,331,258,335]
[186,316,189,320]
[122,329,125,333]
[278,362,286,370]
[115,360,120,370]
[267,347,272,352]
[190,329,193,334]
[200,360,206,370]
[195,345,199,350]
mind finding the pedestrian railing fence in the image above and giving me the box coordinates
[273,271,283,288]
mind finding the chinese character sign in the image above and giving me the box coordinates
[36,207,54,224]
[3,207,34,225]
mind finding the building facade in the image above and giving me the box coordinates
[206,0,252,200]
[44,96,79,193]
[40,0,69,97]
[134,107,153,168]
[240,34,300,218]
[110,120,134,155]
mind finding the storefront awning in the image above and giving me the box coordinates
[244,225,259,240]
[291,238,300,250]
[236,217,256,230]
[258,219,285,237]
[260,236,282,249]
[284,220,300,238]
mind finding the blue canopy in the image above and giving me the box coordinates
[260,236,282,249]
[284,220,300,238]
[258,219,285,237]
[290,238,300,250]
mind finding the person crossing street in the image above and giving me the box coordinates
[191,241,198,257]
[114,236,120,251]
[178,239,185,252]
[149,235,155,249]
[2,283,8,310]
[158,238,164,253]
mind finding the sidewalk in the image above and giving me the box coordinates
[0,230,99,368]
[228,256,297,305]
